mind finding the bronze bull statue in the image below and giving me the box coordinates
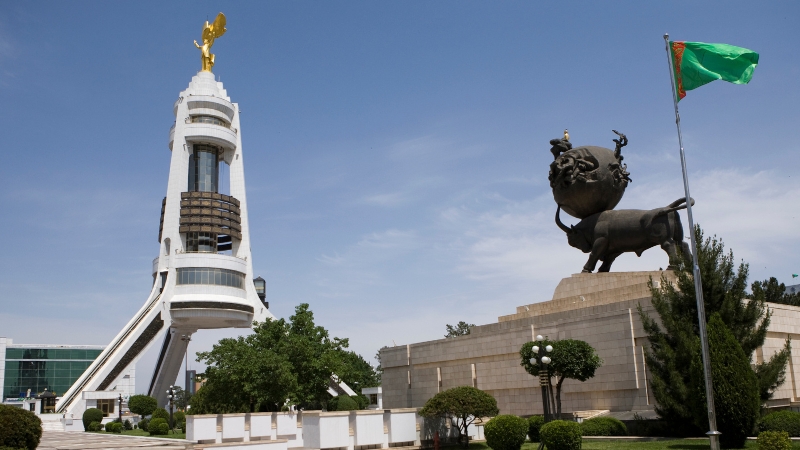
[555,197,694,273]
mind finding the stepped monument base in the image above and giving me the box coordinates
[381,271,800,417]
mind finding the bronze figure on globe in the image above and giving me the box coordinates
[549,130,692,273]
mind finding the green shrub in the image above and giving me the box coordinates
[174,411,186,424]
[139,418,149,431]
[759,411,800,437]
[151,408,169,421]
[484,415,528,450]
[107,422,123,433]
[88,421,102,432]
[180,420,187,434]
[540,420,582,450]
[128,395,158,418]
[580,417,627,436]
[689,314,760,449]
[82,408,104,432]
[123,419,133,430]
[332,395,358,411]
[148,418,169,435]
[0,404,42,450]
[758,431,791,450]
[527,416,545,442]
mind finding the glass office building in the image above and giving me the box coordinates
[1,338,104,400]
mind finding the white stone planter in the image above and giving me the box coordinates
[351,410,385,446]
[187,414,218,443]
[386,408,417,444]
[302,411,350,450]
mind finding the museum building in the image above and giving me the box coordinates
[380,271,800,418]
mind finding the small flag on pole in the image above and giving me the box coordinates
[668,41,759,101]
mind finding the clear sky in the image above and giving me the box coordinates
[1,1,798,393]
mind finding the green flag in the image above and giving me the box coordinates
[669,41,759,101]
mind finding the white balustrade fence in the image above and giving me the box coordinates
[186,409,486,450]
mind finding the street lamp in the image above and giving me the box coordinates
[166,386,175,433]
[117,393,123,424]
[529,335,554,450]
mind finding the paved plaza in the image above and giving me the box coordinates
[39,431,192,450]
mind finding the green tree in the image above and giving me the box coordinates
[419,386,498,448]
[520,338,602,417]
[336,350,380,394]
[127,395,158,419]
[639,227,790,436]
[689,314,760,449]
[172,386,192,410]
[751,277,800,307]
[445,321,475,338]
[195,303,350,412]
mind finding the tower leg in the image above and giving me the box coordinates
[148,328,195,407]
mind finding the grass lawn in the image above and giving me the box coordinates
[90,429,186,439]
[462,440,800,450]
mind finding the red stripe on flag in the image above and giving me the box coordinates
[672,42,687,100]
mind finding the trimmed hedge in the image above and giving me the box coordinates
[527,416,545,443]
[759,411,800,437]
[88,422,102,432]
[0,404,42,450]
[580,417,627,436]
[148,418,169,435]
[82,408,104,432]
[106,422,123,433]
[331,396,358,411]
[540,420,582,450]
[484,415,528,450]
[151,408,169,421]
[758,431,791,450]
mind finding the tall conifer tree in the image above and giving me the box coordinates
[639,226,790,435]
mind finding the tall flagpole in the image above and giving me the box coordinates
[663,33,721,450]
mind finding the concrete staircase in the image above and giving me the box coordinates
[572,410,609,422]
[40,418,65,432]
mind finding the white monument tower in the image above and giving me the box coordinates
[57,13,271,415]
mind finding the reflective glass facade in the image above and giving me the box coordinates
[188,145,220,193]
[176,267,245,289]
[3,348,102,399]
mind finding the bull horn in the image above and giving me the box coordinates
[555,206,573,234]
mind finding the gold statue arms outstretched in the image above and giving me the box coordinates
[196,12,227,72]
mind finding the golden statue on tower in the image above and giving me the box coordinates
[194,13,227,72]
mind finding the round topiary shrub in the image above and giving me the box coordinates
[0,404,42,450]
[580,417,627,436]
[123,419,133,430]
[82,408,104,432]
[148,418,169,436]
[174,411,186,424]
[759,411,800,437]
[527,416,545,443]
[540,420,582,450]
[88,421,102,432]
[110,422,124,433]
[334,396,358,411]
[484,415,529,450]
[151,408,169,421]
[758,430,791,450]
[139,418,149,431]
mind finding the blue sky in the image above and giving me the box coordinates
[1,2,799,393]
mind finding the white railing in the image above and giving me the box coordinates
[186,409,486,449]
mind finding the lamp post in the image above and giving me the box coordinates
[118,393,123,424]
[530,335,553,450]
[166,386,175,433]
